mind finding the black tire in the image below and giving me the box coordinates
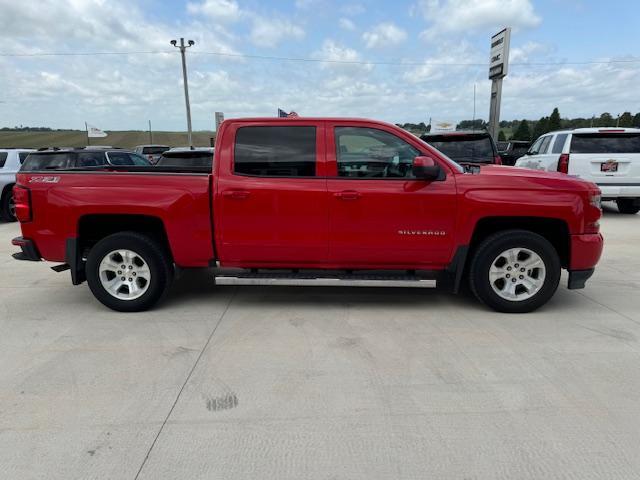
[617,199,640,215]
[86,232,173,312]
[469,230,561,313]
[0,186,16,222]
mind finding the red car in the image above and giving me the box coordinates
[12,117,603,313]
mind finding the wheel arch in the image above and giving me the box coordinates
[69,214,173,285]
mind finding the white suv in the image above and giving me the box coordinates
[0,149,34,221]
[516,128,640,214]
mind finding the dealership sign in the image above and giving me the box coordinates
[488,27,511,79]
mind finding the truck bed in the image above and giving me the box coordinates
[16,170,214,267]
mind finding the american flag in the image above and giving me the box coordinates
[278,108,299,118]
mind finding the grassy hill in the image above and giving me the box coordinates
[0,130,216,149]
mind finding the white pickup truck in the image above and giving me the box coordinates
[0,149,34,221]
[516,128,640,214]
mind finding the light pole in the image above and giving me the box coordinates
[171,38,195,147]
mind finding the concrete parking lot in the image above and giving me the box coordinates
[1,205,640,479]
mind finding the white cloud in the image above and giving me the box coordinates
[339,18,356,31]
[314,39,373,73]
[416,0,541,39]
[186,0,242,22]
[362,22,407,49]
[250,17,305,48]
[509,41,553,63]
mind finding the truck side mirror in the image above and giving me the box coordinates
[412,156,441,180]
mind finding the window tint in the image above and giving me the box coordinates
[551,134,568,154]
[18,152,30,164]
[21,153,73,170]
[77,152,107,167]
[337,127,420,178]
[0,152,7,168]
[427,136,494,164]
[234,126,316,177]
[539,136,552,154]
[570,134,640,154]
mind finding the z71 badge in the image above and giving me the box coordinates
[29,176,61,183]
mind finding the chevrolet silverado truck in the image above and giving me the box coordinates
[11,117,603,313]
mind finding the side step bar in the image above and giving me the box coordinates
[214,270,437,288]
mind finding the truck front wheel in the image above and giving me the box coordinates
[86,232,173,312]
[469,230,561,313]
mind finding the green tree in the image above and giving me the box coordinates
[597,112,614,127]
[497,130,506,141]
[532,117,549,139]
[633,113,640,127]
[511,120,531,141]
[548,107,561,131]
[618,112,633,127]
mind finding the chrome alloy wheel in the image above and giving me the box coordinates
[489,247,546,301]
[98,249,151,300]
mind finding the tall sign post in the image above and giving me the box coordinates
[215,112,225,132]
[488,27,511,140]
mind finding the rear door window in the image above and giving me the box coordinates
[0,152,7,168]
[18,152,30,164]
[106,152,151,166]
[234,126,317,177]
[551,134,568,154]
[570,134,640,153]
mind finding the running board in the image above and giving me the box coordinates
[214,271,437,288]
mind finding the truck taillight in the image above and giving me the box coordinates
[13,185,32,222]
[585,193,602,233]
[494,155,503,165]
[557,154,570,174]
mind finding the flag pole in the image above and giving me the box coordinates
[85,122,90,146]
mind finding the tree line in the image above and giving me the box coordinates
[398,109,640,142]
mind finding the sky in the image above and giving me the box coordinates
[0,0,639,131]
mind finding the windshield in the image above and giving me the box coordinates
[426,136,495,164]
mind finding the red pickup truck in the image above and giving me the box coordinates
[12,117,603,313]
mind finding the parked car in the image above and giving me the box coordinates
[13,117,602,313]
[0,149,34,221]
[497,140,531,166]
[421,131,502,166]
[515,128,640,214]
[21,148,152,171]
[156,147,214,168]
[134,145,169,164]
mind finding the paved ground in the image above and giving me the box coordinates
[1,204,640,480]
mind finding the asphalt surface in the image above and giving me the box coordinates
[1,204,640,479]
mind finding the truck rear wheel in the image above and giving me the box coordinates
[0,187,16,222]
[617,199,640,214]
[86,232,173,312]
[469,230,561,313]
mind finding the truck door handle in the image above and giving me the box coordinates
[334,190,361,200]
[223,190,251,200]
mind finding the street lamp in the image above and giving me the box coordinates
[171,38,195,148]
